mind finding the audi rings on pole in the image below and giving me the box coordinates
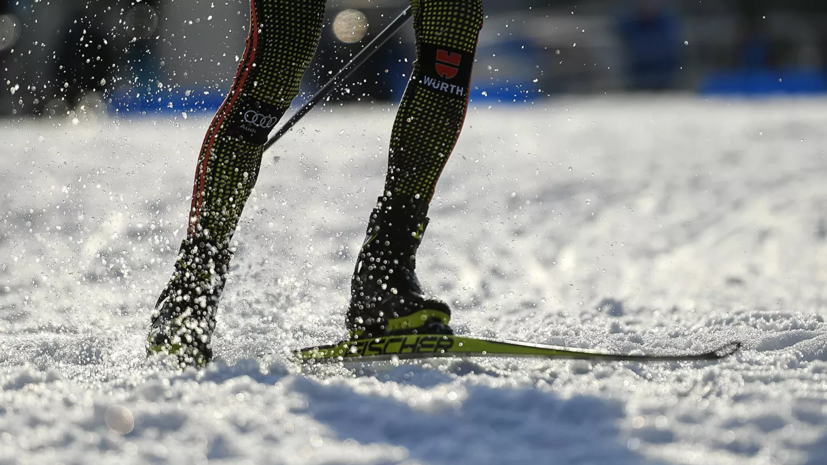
[244,110,279,128]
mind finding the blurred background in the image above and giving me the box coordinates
[2,0,827,118]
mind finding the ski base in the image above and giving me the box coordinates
[296,334,741,364]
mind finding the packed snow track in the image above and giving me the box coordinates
[2,98,827,464]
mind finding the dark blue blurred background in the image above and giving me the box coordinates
[2,0,827,117]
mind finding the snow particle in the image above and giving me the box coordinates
[332,9,367,43]
[104,405,135,435]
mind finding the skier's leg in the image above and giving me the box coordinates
[148,0,327,367]
[348,0,484,338]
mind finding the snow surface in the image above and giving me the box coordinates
[2,98,827,464]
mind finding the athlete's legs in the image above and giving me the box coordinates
[148,0,327,366]
[348,0,484,337]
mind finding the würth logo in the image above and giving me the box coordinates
[435,49,461,80]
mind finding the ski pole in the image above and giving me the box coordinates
[262,6,413,154]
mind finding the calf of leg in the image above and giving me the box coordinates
[189,0,327,248]
[384,0,484,201]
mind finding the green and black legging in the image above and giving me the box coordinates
[164,0,483,309]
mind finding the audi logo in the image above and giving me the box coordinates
[243,110,279,128]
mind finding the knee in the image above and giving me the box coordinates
[416,0,484,51]
[452,0,484,31]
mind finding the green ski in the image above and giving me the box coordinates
[296,334,741,364]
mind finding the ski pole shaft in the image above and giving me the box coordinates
[263,6,413,153]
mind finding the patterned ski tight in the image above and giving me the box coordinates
[185,0,483,254]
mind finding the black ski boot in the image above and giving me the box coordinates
[348,194,452,339]
[147,237,231,367]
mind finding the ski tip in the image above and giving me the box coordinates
[711,341,742,359]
